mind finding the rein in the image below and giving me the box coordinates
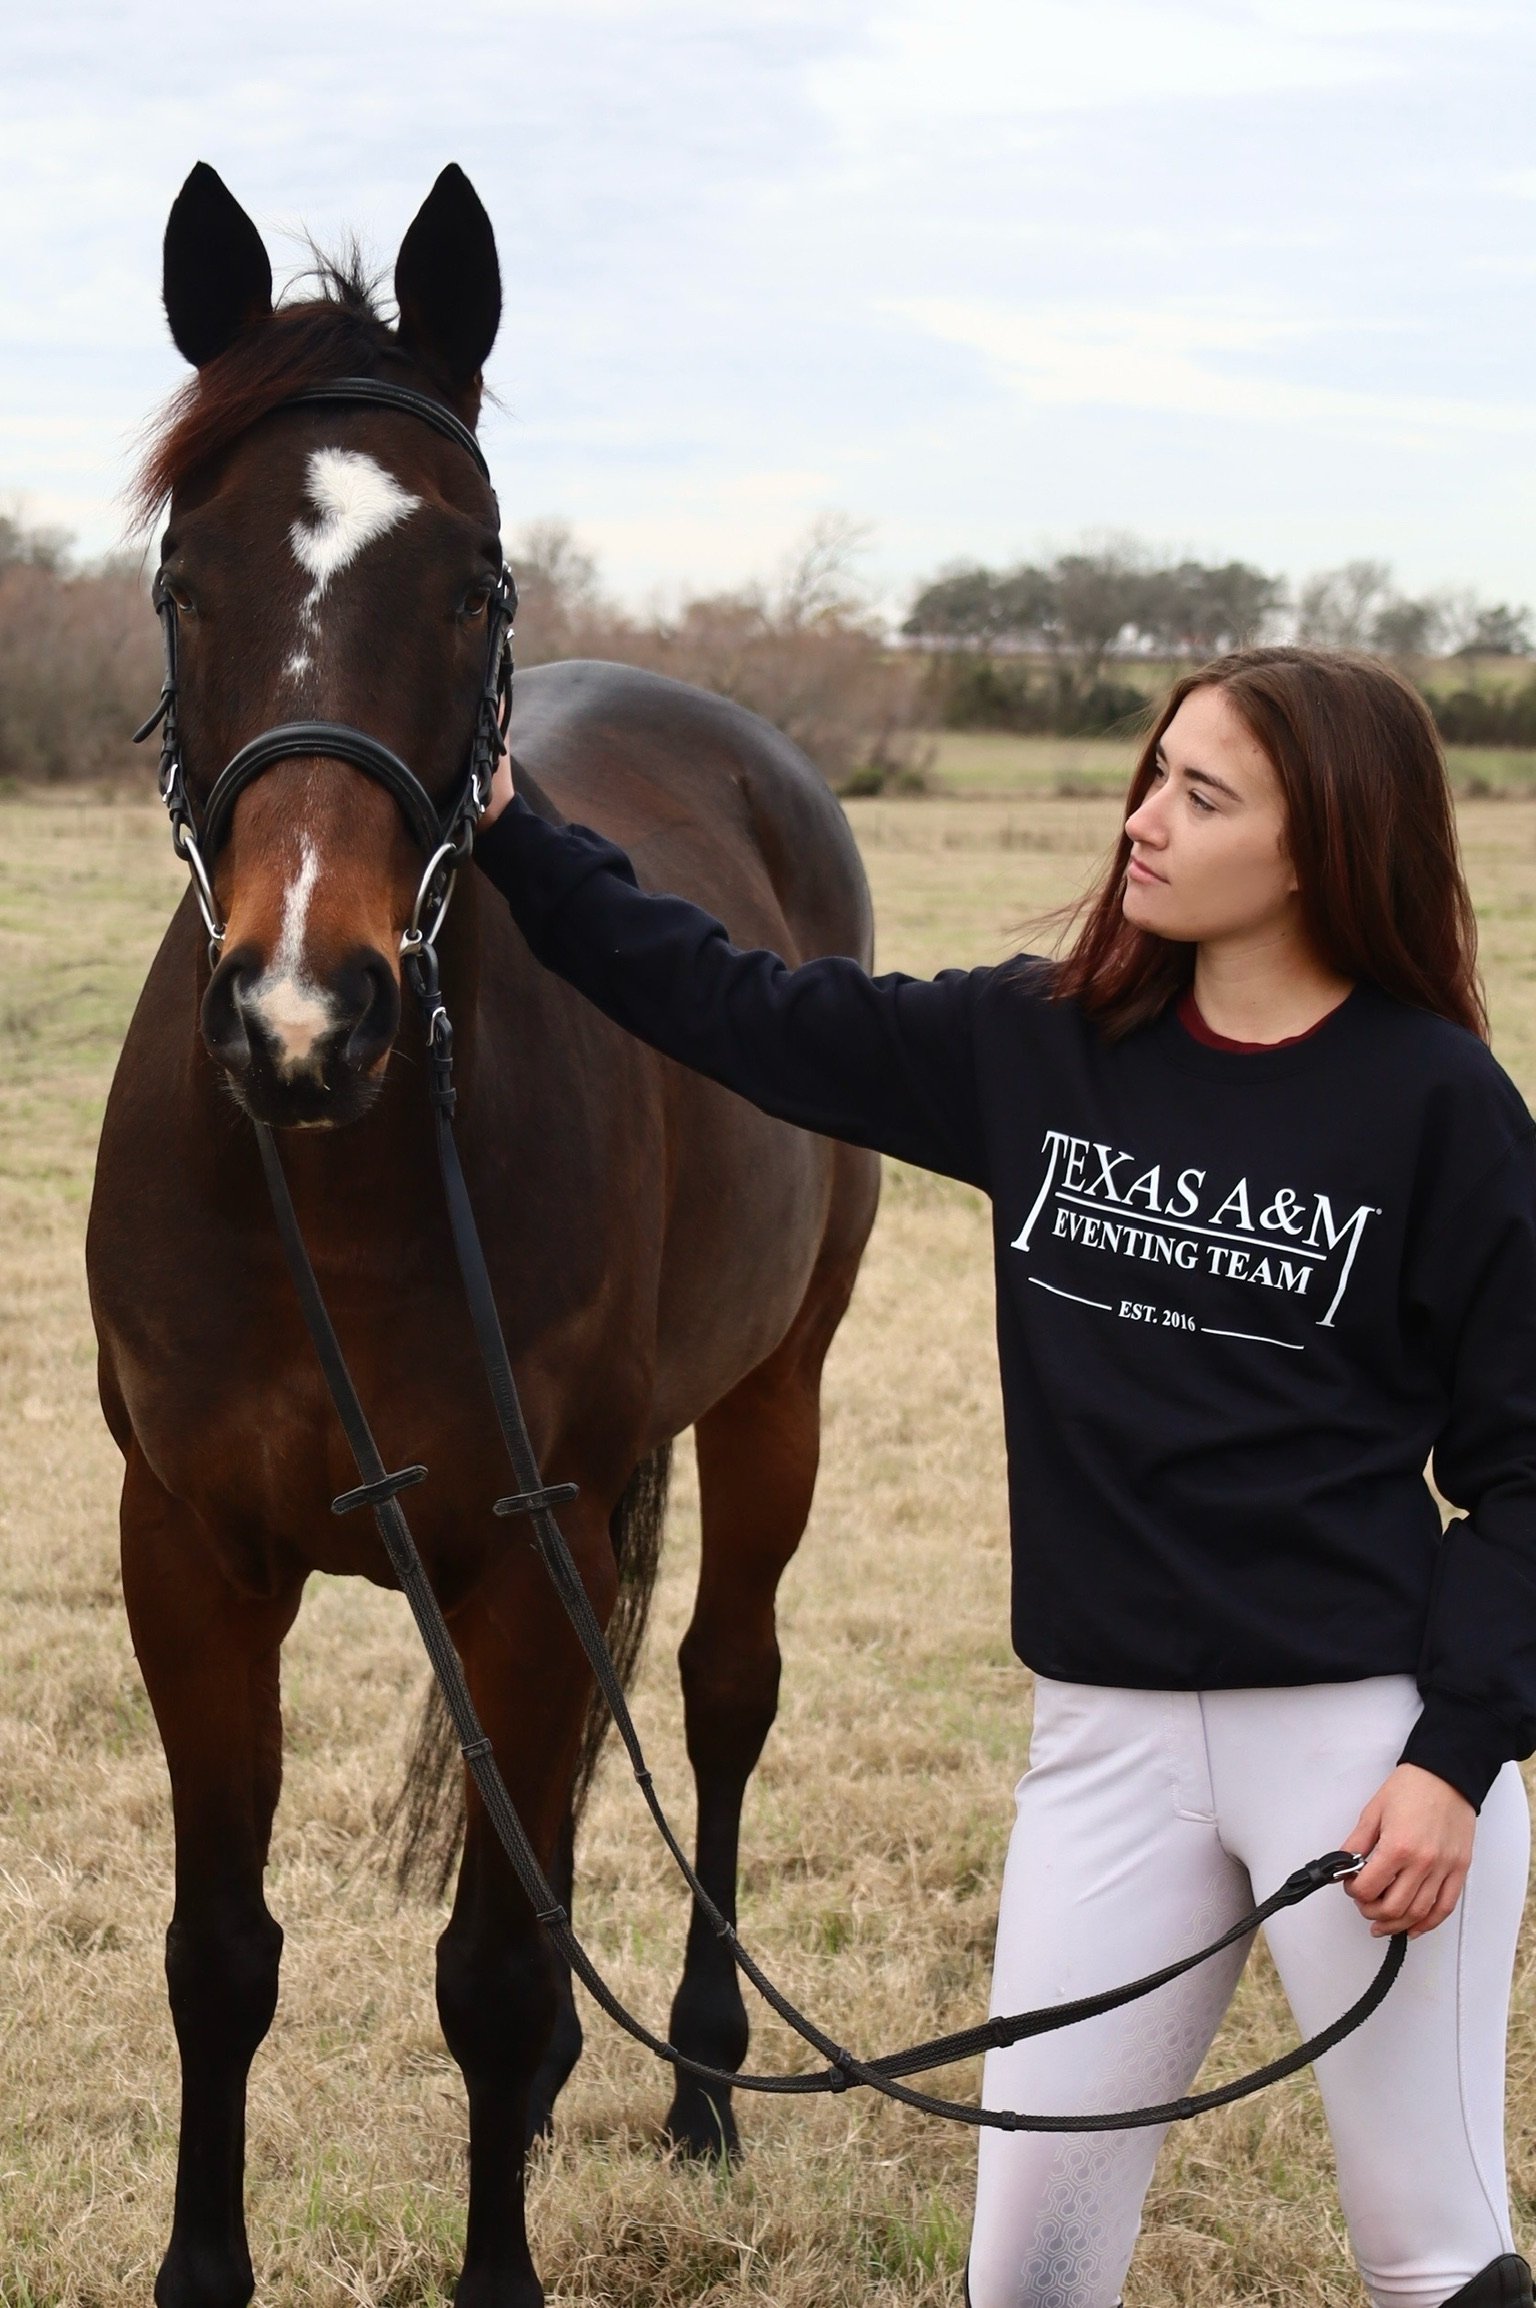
[145,376,1405,2134]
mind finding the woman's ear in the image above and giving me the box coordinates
[163,164,273,369]
[394,165,501,391]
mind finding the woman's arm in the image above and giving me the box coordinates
[1397,1126,1536,1813]
[473,774,994,1187]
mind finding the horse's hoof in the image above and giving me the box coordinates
[154,2242,256,2308]
[661,2087,741,2163]
[451,2267,544,2308]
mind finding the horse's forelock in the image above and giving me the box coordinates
[131,274,399,533]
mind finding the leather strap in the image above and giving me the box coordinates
[201,721,445,860]
[280,377,493,482]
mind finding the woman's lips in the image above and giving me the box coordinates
[1126,855,1165,885]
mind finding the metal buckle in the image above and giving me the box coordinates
[399,839,459,956]
[172,819,226,945]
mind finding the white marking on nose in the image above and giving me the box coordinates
[284,447,422,682]
[244,840,337,1077]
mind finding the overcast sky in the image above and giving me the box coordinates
[5,1,1536,611]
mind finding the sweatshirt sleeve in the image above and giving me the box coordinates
[1399,1123,1536,1807]
[472,794,992,1187]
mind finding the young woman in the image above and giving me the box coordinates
[474,647,1536,2308]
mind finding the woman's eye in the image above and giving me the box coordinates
[1189,788,1215,813]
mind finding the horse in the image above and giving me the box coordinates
[85,161,880,2308]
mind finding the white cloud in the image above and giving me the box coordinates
[888,297,1536,444]
[811,0,1398,139]
[0,0,1535,592]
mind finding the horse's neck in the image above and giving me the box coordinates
[505,757,564,827]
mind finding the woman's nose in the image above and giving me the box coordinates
[1125,784,1169,846]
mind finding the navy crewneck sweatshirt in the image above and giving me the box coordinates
[476,796,1536,1808]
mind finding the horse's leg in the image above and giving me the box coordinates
[119,1444,303,2308]
[436,1504,615,2308]
[522,1802,581,2147]
[662,1254,859,2158]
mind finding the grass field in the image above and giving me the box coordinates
[927,729,1536,800]
[4,786,1536,2306]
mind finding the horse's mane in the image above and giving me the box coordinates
[132,248,408,530]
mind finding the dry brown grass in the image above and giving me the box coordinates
[3,788,1536,2306]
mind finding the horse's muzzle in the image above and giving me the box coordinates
[201,941,400,1127]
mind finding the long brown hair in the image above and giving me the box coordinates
[1052,645,1486,1041]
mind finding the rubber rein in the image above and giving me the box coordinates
[144,376,1404,2133]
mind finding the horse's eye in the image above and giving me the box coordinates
[459,587,491,620]
[162,577,196,616]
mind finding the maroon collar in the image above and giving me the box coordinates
[1175,987,1329,1054]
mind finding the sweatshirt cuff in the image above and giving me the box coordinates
[1399,1691,1514,1811]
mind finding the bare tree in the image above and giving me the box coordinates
[1293,566,1533,663]
[504,514,927,792]
[507,518,617,664]
[774,510,872,627]
[1370,595,1443,660]
[1459,602,1534,657]
[1295,560,1396,648]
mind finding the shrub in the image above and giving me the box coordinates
[935,655,1149,738]
[0,548,159,784]
[1426,680,1536,748]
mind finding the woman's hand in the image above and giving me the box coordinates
[480,754,515,828]
[1341,1762,1476,1937]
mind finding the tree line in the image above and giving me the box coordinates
[903,543,1536,742]
[4,515,1536,794]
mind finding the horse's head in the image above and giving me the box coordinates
[143,163,506,1128]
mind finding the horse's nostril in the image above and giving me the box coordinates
[201,949,255,1071]
[339,953,401,1074]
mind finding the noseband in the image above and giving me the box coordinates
[135,377,516,956]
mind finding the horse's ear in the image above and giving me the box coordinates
[394,165,501,389]
[163,164,273,369]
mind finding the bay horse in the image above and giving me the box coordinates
[86,162,879,2308]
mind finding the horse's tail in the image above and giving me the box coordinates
[378,1442,672,1900]
[569,1440,671,1816]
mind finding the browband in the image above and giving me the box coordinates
[279,378,493,484]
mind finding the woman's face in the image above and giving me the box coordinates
[1121,684,1298,946]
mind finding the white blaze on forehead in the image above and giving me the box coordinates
[283,448,421,688]
[244,839,336,1078]
[290,446,422,597]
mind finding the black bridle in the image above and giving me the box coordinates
[135,377,516,959]
[136,375,1403,2137]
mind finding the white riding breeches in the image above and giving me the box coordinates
[967,1676,1530,2308]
